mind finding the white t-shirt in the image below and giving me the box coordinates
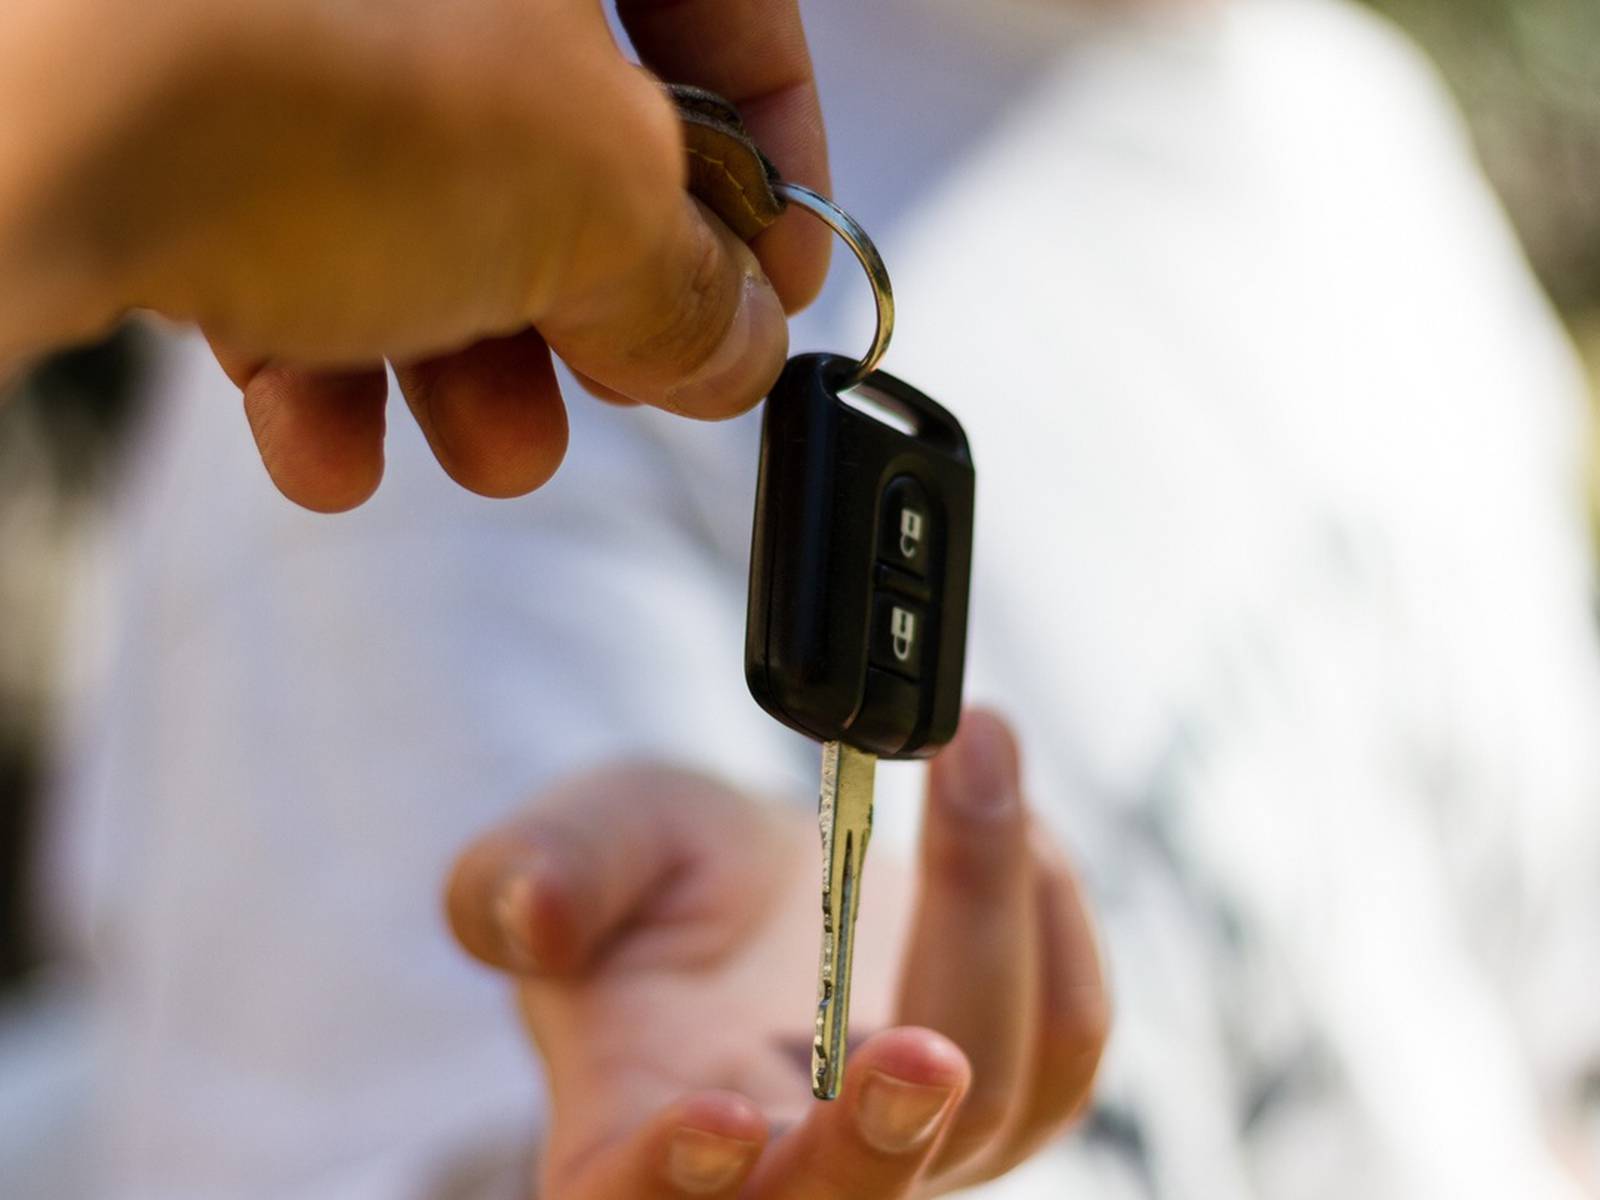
[48,1,1600,1196]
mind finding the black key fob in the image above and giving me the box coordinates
[745,353,975,759]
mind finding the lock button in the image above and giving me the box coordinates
[870,595,926,680]
[879,476,932,577]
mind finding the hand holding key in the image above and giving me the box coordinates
[447,712,1108,1198]
[0,0,828,511]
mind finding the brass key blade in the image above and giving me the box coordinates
[814,740,877,1100]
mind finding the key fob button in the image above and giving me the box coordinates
[870,595,926,680]
[879,476,932,577]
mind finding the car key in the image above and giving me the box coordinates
[744,188,976,1101]
[664,88,976,1102]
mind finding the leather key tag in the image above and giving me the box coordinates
[669,83,788,241]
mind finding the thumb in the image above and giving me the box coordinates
[445,764,773,976]
[530,71,789,419]
[540,194,789,420]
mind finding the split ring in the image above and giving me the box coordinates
[775,183,895,388]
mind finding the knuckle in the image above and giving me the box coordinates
[594,80,741,375]
[607,65,684,182]
[536,73,684,312]
[594,78,683,240]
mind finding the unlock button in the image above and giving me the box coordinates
[870,595,926,680]
[880,476,932,577]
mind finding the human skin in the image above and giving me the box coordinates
[0,0,829,510]
[447,711,1110,1197]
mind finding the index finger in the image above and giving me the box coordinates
[617,0,831,311]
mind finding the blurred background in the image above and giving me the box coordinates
[0,0,1596,1188]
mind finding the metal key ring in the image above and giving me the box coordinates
[775,182,894,389]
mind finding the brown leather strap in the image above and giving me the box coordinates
[670,83,787,241]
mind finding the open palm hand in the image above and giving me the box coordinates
[447,712,1107,1198]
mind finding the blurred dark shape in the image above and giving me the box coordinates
[20,327,149,494]
[0,753,37,982]
[1365,0,1600,313]
[0,325,150,986]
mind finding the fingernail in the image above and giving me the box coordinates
[493,871,540,973]
[663,274,787,418]
[946,718,1018,816]
[665,1128,757,1194]
[856,1070,957,1155]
